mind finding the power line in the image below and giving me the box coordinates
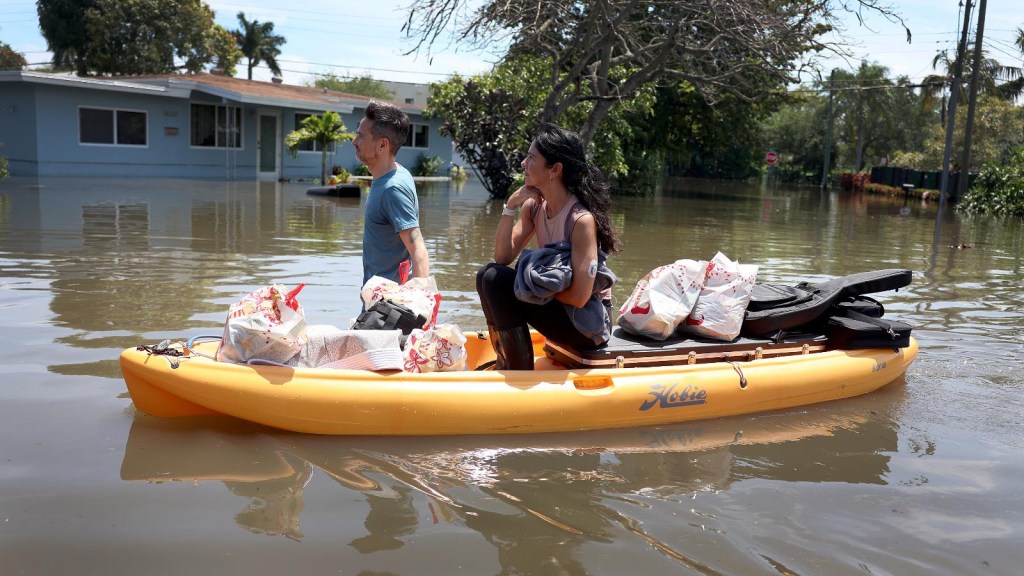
[274,60,476,79]
[789,81,943,95]
[984,36,1023,61]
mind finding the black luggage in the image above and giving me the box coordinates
[824,311,912,350]
[742,269,912,338]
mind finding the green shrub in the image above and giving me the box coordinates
[414,154,444,177]
[864,182,901,195]
[450,164,469,181]
[353,163,371,177]
[959,149,1024,217]
[331,167,351,183]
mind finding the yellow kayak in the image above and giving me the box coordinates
[120,333,917,436]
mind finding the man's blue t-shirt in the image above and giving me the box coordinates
[363,165,419,284]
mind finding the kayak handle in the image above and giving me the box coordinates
[185,335,223,359]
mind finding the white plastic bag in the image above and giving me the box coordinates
[360,275,441,330]
[293,325,404,371]
[217,284,307,364]
[617,259,707,340]
[402,324,467,373]
[680,252,759,341]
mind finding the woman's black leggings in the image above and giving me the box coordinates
[476,262,598,350]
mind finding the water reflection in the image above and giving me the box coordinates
[225,452,312,540]
[121,383,903,568]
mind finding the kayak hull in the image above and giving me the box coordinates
[120,335,918,436]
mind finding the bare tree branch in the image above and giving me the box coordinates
[405,0,907,143]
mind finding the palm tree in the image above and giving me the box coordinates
[285,111,354,184]
[997,27,1024,101]
[232,12,285,81]
[925,45,1011,103]
[919,54,951,125]
[921,45,1015,122]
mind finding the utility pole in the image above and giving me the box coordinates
[939,0,974,207]
[958,0,988,201]
[821,69,835,189]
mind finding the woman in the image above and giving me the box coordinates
[477,124,621,370]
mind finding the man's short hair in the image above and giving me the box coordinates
[364,101,410,154]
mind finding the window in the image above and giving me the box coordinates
[79,107,147,146]
[190,103,242,148]
[405,123,429,149]
[293,113,336,153]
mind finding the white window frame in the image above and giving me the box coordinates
[189,102,243,149]
[406,123,430,149]
[78,106,148,147]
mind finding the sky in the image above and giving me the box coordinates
[1,0,1023,88]
[815,0,1024,87]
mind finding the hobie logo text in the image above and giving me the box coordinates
[639,382,707,411]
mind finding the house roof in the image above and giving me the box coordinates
[0,71,425,116]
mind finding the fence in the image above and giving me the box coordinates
[868,166,977,201]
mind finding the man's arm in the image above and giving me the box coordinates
[399,227,430,278]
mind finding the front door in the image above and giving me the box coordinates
[257,113,279,180]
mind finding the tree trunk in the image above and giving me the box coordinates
[855,102,866,172]
[959,0,989,200]
[580,98,617,146]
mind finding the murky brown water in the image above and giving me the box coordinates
[1,175,1022,575]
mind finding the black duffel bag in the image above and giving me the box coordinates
[352,299,426,336]
[824,310,912,350]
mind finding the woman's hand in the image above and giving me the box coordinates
[506,186,542,210]
[494,186,540,265]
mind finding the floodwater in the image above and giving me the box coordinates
[1,175,1022,575]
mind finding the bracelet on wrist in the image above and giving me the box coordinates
[501,203,518,217]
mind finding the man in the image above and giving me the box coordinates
[352,101,430,285]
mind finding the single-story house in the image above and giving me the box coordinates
[0,71,452,180]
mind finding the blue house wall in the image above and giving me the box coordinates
[0,73,451,180]
[33,84,210,177]
[1,82,39,176]
[279,108,450,181]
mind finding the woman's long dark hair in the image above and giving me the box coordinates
[532,124,621,254]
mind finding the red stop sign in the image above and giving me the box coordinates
[765,151,778,165]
